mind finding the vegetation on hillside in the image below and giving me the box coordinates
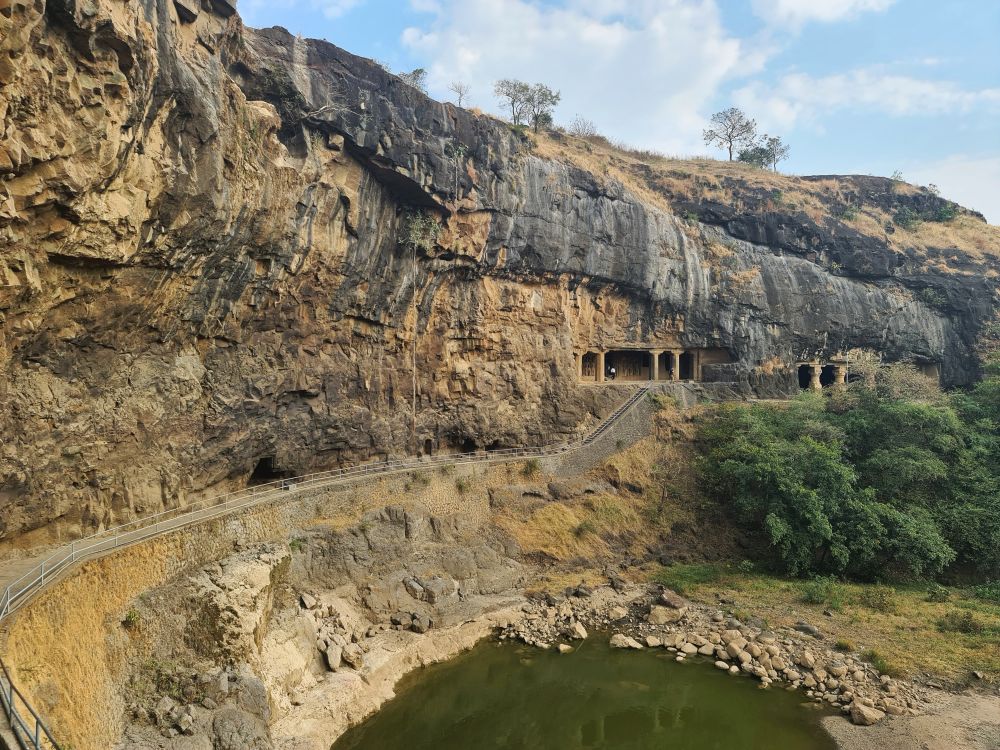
[697,361,1000,582]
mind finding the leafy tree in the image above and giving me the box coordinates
[738,135,790,171]
[763,135,790,171]
[494,80,560,130]
[525,84,561,132]
[494,79,532,125]
[703,107,758,160]
[398,68,428,93]
[737,145,771,168]
[448,81,471,107]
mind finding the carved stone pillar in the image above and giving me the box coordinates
[810,363,822,391]
[834,365,847,385]
[577,353,584,380]
[671,350,682,381]
[650,350,660,381]
[597,351,606,383]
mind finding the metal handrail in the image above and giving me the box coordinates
[0,385,651,749]
[0,655,58,749]
[0,385,650,622]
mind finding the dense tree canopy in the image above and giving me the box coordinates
[697,364,1000,581]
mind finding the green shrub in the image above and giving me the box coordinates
[973,581,1000,603]
[893,206,921,230]
[858,585,897,613]
[400,210,440,252]
[834,639,855,653]
[917,287,948,309]
[455,477,469,494]
[925,583,951,603]
[862,649,902,677]
[838,204,860,221]
[521,458,541,478]
[289,537,306,553]
[937,610,984,634]
[933,203,958,222]
[801,576,837,605]
[123,608,141,630]
[573,519,598,537]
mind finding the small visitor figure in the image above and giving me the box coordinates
[609,366,617,381]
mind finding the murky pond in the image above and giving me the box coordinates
[333,638,837,750]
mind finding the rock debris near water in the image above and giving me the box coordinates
[499,582,929,727]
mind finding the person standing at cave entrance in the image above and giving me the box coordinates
[610,366,617,380]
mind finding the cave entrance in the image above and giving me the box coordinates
[679,351,694,381]
[798,365,812,389]
[423,439,434,456]
[460,438,477,454]
[657,351,671,381]
[248,456,290,486]
[820,365,837,387]
[605,350,651,381]
[581,352,598,381]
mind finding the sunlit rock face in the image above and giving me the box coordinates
[0,1,994,543]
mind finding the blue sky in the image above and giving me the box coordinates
[241,0,1000,222]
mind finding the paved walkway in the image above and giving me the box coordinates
[0,381,721,748]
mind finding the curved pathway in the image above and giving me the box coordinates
[0,385,653,750]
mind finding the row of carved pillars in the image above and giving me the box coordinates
[799,362,848,391]
[576,350,702,383]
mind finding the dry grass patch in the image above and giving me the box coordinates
[527,130,1000,266]
[649,565,1000,680]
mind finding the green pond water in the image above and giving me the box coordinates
[333,638,838,750]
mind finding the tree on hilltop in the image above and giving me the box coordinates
[494,80,560,131]
[494,79,532,125]
[703,107,758,161]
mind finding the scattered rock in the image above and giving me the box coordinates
[849,701,886,726]
[300,593,318,610]
[648,605,684,625]
[342,644,364,669]
[794,621,822,638]
[610,634,643,650]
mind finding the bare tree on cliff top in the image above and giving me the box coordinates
[448,81,471,107]
[703,107,758,161]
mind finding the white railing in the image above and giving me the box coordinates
[0,385,651,622]
[0,385,651,749]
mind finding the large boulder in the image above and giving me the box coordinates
[849,702,886,726]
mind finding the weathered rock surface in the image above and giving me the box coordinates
[2,0,997,546]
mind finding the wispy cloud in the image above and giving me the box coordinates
[401,0,767,154]
[735,69,1000,130]
[752,0,896,27]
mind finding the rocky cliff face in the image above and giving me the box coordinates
[1,0,998,545]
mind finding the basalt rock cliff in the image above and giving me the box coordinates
[1,0,998,545]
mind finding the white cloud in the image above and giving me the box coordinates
[752,0,895,26]
[318,0,364,19]
[400,0,768,155]
[735,69,1000,131]
[908,155,1000,225]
